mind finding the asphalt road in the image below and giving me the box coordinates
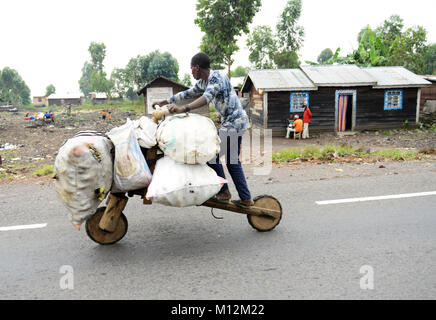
[0,161,435,300]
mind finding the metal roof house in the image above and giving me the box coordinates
[138,76,209,117]
[241,65,431,135]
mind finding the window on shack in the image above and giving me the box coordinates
[384,89,403,110]
[290,92,309,113]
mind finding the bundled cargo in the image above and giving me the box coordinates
[156,113,220,164]
[54,131,114,225]
[106,119,153,192]
[145,156,226,207]
[132,116,157,149]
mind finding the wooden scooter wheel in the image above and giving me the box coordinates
[85,207,128,245]
[247,195,282,232]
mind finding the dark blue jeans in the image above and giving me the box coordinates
[207,129,252,200]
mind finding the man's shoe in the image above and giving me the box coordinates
[212,189,232,203]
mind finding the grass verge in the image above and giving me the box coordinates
[273,144,428,163]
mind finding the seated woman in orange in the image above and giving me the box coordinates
[288,115,303,135]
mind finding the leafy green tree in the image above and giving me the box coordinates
[0,67,31,105]
[79,42,114,97]
[88,42,106,74]
[79,61,93,97]
[317,48,333,64]
[387,25,427,73]
[126,87,138,101]
[147,51,179,81]
[231,66,248,77]
[199,34,227,70]
[275,0,304,68]
[423,43,436,75]
[195,0,262,78]
[274,51,300,68]
[181,73,193,87]
[90,71,113,99]
[247,25,277,69]
[110,68,128,99]
[376,15,404,49]
[45,84,56,97]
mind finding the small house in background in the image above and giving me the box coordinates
[137,76,209,117]
[420,75,436,114]
[241,65,431,136]
[89,92,123,105]
[47,93,84,107]
[33,96,49,107]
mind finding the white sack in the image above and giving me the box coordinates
[156,113,220,164]
[54,132,113,225]
[106,119,152,192]
[133,116,157,148]
[145,156,226,207]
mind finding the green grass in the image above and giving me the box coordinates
[374,149,418,161]
[32,165,54,177]
[273,144,424,163]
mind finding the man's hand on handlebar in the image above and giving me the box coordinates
[167,104,188,114]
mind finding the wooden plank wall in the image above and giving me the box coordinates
[266,86,419,134]
[249,86,264,128]
[420,82,436,110]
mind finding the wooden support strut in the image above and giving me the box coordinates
[99,193,128,233]
[202,199,281,220]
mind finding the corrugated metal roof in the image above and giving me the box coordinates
[421,75,436,82]
[364,67,431,88]
[243,69,317,91]
[300,65,376,86]
[48,92,83,99]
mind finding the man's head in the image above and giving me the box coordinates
[191,52,210,80]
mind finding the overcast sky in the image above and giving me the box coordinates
[1,0,435,96]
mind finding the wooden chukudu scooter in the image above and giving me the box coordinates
[85,108,283,245]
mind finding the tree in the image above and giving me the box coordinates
[231,66,248,77]
[79,61,93,97]
[110,68,128,99]
[199,34,227,70]
[275,0,304,68]
[90,71,113,99]
[246,25,277,69]
[276,0,304,52]
[376,14,404,49]
[88,42,106,74]
[181,73,193,87]
[147,51,179,81]
[423,43,436,75]
[274,51,300,68]
[0,67,31,105]
[195,0,262,78]
[387,25,427,74]
[45,84,56,97]
[317,48,333,64]
[79,42,114,97]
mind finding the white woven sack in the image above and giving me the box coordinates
[54,132,113,225]
[133,116,157,149]
[145,156,226,207]
[156,113,220,164]
[107,119,153,192]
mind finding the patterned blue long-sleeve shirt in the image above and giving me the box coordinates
[168,70,250,132]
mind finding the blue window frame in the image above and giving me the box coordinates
[384,89,403,110]
[290,92,309,112]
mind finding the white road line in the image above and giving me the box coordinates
[316,191,436,205]
[0,223,47,232]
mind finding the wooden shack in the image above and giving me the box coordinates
[241,65,431,136]
[137,76,209,117]
[420,75,436,112]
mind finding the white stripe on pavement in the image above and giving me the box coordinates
[316,191,436,205]
[0,223,47,231]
